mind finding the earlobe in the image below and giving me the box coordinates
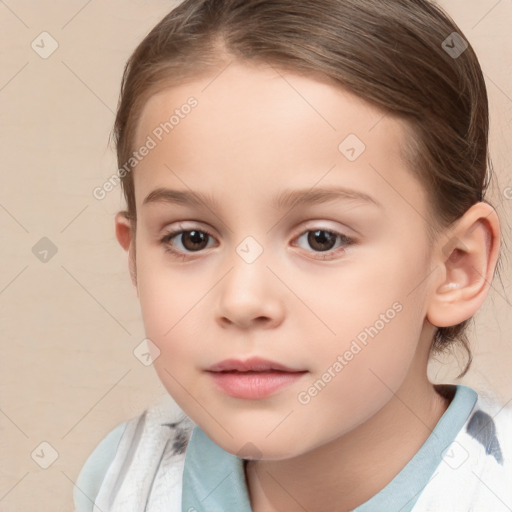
[426,202,500,328]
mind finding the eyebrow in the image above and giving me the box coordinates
[273,186,382,210]
[142,186,382,210]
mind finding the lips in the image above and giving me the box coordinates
[206,356,307,399]
[206,356,304,373]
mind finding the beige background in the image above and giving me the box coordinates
[0,0,510,510]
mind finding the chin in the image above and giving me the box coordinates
[199,421,309,461]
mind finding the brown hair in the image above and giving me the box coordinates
[113,0,501,376]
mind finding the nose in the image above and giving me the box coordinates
[215,253,285,330]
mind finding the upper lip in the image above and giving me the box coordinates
[206,356,305,372]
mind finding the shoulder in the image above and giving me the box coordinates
[74,396,195,512]
[411,386,512,511]
[74,421,128,512]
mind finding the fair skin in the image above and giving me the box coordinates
[115,62,500,512]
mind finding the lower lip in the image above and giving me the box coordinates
[207,370,307,399]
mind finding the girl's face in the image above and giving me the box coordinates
[127,62,440,459]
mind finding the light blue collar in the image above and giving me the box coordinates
[181,385,478,512]
[182,427,252,511]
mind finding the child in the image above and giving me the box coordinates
[75,0,510,510]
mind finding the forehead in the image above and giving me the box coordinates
[131,62,424,216]
[135,62,399,147]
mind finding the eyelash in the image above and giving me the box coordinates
[159,225,356,261]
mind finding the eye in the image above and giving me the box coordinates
[294,228,355,258]
[160,228,216,255]
[159,225,355,261]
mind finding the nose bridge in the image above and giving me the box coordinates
[235,234,266,267]
[223,211,269,279]
[223,234,269,304]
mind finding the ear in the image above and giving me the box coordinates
[426,202,500,328]
[115,212,137,289]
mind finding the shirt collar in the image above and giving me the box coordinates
[182,425,253,512]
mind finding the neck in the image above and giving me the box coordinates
[245,378,450,512]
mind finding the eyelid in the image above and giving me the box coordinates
[293,220,357,239]
[162,221,216,235]
[161,220,353,241]
[160,222,218,243]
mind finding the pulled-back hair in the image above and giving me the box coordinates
[113,0,499,375]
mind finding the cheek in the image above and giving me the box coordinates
[302,250,429,403]
[135,253,212,388]
[136,247,199,333]
[303,300,421,407]
[136,265,205,411]
[136,255,193,361]
[308,253,425,354]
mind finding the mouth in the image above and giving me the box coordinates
[206,356,305,373]
[206,357,308,399]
